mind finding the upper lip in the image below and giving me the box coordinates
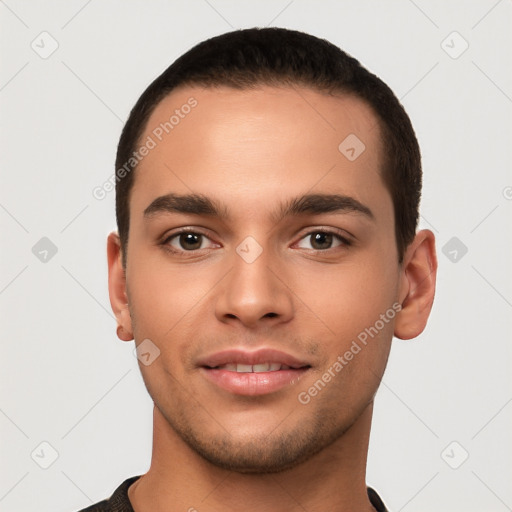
[197,348,310,369]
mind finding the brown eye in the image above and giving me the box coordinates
[165,231,214,252]
[296,230,350,251]
[178,233,203,250]
[309,232,333,250]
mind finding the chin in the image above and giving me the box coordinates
[187,435,321,474]
[173,410,349,474]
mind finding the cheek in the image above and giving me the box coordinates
[127,251,213,333]
[290,256,399,347]
[126,254,224,381]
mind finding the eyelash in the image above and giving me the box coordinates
[161,227,352,256]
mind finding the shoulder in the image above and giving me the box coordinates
[75,476,141,512]
[367,487,389,512]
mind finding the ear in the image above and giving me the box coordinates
[107,232,133,341]
[394,229,437,340]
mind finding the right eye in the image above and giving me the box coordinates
[162,229,220,254]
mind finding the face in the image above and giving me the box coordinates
[120,85,403,473]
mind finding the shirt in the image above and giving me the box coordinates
[76,475,389,511]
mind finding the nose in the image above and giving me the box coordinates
[214,245,294,329]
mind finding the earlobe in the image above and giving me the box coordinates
[117,323,133,342]
[107,232,134,341]
[394,229,437,340]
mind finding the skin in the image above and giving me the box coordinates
[107,85,437,511]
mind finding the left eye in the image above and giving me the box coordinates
[166,232,215,251]
[296,231,348,251]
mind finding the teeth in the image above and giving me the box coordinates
[252,363,270,372]
[215,362,291,372]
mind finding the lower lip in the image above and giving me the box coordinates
[200,368,309,396]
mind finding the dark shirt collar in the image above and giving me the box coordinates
[77,476,389,512]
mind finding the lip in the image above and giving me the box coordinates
[197,348,311,396]
[197,348,310,369]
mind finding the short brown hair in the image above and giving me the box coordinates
[115,27,421,264]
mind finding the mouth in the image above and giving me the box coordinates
[198,348,311,396]
[208,362,301,372]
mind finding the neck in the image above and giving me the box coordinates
[128,402,376,512]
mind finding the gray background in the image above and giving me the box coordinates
[1,1,511,511]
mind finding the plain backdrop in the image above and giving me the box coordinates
[1,1,511,511]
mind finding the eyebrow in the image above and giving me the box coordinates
[143,192,374,222]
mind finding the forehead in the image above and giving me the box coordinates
[130,85,389,224]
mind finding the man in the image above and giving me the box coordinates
[80,27,437,511]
